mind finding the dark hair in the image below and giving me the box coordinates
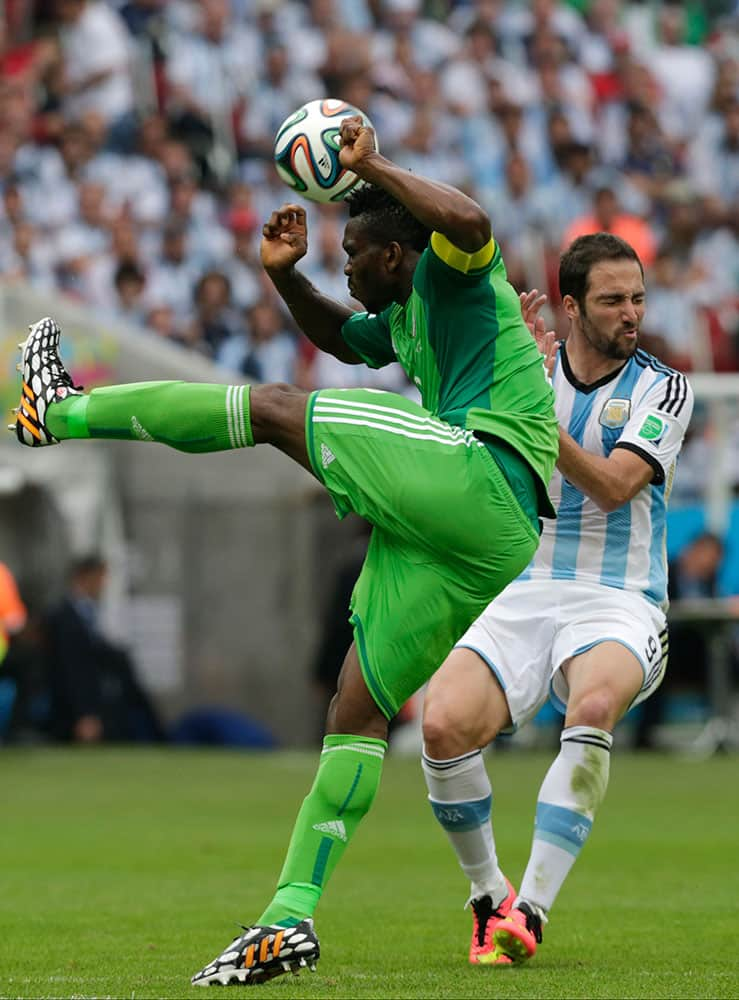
[345,183,431,253]
[114,260,144,288]
[559,233,643,309]
[70,554,106,579]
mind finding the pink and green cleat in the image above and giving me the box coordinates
[491,901,543,964]
[468,876,516,965]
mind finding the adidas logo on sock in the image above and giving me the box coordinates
[312,820,347,842]
[131,416,153,441]
[320,443,336,468]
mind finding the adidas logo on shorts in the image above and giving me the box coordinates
[320,443,336,468]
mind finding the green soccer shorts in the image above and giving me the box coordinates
[305,388,540,719]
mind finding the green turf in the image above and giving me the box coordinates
[1,748,737,999]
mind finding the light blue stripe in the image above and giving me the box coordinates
[535,829,582,857]
[599,362,642,588]
[430,794,492,833]
[535,802,592,854]
[551,390,595,577]
[600,503,631,588]
[645,484,667,604]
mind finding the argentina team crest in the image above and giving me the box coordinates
[599,397,631,429]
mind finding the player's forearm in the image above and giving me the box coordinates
[265,266,360,363]
[557,429,633,514]
[356,152,491,253]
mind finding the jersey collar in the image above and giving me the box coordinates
[560,344,629,395]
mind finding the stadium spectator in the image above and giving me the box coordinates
[0,561,27,739]
[53,0,137,150]
[145,218,201,325]
[186,269,245,358]
[110,259,147,326]
[639,246,701,370]
[164,0,260,180]
[44,555,165,744]
[562,185,657,265]
[643,1,716,143]
[217,297,298,384]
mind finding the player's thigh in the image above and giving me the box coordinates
[450,580,557,732]
[348,530,497,721]
[423,647,512,756]
[306,388,536,572]
[552,585,668,727]
[562,642,645,730]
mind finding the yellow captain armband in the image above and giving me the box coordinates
[430,232,496,273]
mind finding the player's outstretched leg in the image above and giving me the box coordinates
[191,920,320,987]
[10,316,260,454]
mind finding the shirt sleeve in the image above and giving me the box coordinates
[415,231,496,287]
[341,309,396,369]
[613,371,694,485]
[0,563,27,635]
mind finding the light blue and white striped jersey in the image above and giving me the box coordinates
[521,347,693,609]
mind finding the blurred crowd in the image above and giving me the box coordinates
[0,0,736,389]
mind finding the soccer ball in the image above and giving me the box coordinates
[273,98,376,204]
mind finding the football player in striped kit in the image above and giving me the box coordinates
[422,232,693,966]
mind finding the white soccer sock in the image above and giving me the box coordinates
[422,748,508,905]
[517,725,613,915]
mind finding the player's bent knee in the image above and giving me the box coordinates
[567,688,621,731]
[422,695,490,758]
[250,383,308,440]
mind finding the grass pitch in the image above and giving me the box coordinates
[1,747,737,1000]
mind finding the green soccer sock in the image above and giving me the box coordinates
[45,381,253,453]
[258,734,387,926]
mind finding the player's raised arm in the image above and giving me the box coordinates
[261,204,363,365]
[338,117,491,253]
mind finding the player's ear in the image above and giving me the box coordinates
[562,293,579,322]
[383,241,403,272]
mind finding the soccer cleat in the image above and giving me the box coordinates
[491,901,543,964]
[11,317,81,447]
[468,876,516,964]
[191,918,320,987]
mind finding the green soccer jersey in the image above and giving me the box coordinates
[341,232,558,516]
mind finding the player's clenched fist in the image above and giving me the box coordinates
[338,115,378,173]
[261,204,308,272]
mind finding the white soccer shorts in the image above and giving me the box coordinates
[455,579,668,729]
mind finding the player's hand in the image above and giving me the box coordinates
[520,289,559,378]
[74,715,103,743]
[338,115,378,174]
[261,204,308,272]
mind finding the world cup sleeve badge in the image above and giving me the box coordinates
[637,412,667,445]
[599,398,631,429]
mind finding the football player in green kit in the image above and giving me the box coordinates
[12,116,558,986]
